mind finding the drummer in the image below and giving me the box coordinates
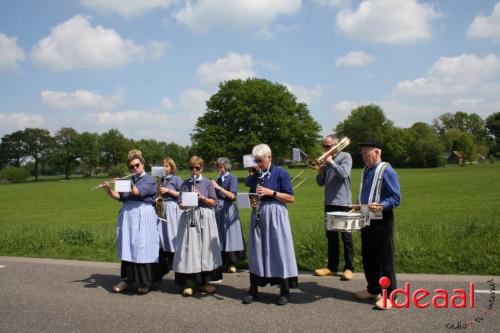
[315,135,354,280]
[353,139,401,310]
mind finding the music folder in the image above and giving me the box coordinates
[114,180,132,192]
[151,166,165,177]
[181,192,198,207]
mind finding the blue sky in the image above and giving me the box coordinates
[1,0,499,145]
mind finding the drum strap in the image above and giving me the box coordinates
[359,162,389,204]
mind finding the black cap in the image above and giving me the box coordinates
[359,139,382,149]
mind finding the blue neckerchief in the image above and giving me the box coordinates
[132,171,146,184]
[218,172,229,183]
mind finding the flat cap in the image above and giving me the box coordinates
[359,139,382,149]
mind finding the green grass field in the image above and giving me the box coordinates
[0,164,499,275]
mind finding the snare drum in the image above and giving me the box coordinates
[325,211,366,232]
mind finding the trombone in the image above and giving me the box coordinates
[291,137,351,190]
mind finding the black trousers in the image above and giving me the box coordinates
[325,205,354,272]
[360,210,397,295]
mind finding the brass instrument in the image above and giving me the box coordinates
[308,137,350,170]
[155,177,165,218]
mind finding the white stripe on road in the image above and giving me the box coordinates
[0,265,6,268]
[475,290,499,294]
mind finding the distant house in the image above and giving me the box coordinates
[448,151,464,165]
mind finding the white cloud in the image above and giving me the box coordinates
[174,0,301,33]
[160,97,174,110]
[394,54,500,96]
[336,51,375,67]
[179,88,211,121]
[197,52,255,84]
[31,15,166,71]
[336,0,440,44]
[83,88,211,144]
[41,89,123,111]
[81,0,174,17]
[285,83,325,104]
[0,113,44,135]
[466,2,500,42]
[0,33,26,70]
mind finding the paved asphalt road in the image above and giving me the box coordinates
[0,256,498,333]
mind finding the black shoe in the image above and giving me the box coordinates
[277,286,289,305]
[276,295,288,306]
[242,286,258,304]
[137,287,150,295]
[242,294,254,304]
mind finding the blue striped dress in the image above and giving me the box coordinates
[117,173,160,263]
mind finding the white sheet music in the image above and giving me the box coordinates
[151,166,165,177]
[236,193,251,208]
[181,192,198,207]
[115,180,131,192]
[243,154,257,168]
[292,148,301,162]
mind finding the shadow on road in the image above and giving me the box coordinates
[70,273,118,294]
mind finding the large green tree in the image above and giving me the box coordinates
[53,127,80,179]
[134,139,166,170]
[99,129,130,172]
[77,132,100,177]
[165,142,190,170]
[23,128,54,180]
[486,112,500,156]
[0,130,27,167]
[191,78,322,163]
[405,123,445,168]
[335,104,394,166]
[432,111,489,143]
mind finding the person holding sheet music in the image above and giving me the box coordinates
[172,156,223,297]
[211,157,245,273]
[315,135,355,280]
[158,157,183,268]
[101,150,166,295]
[243,144,298,306]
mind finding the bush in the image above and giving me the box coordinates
[0,167,29,183]
[108,163,129,178]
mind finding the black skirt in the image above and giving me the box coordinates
[120,250,169,289]
[174,267,223,288]
[250,273,299,289]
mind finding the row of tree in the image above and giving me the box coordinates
[0,128,190,180]
[335,106,500,167]
[1,78,499,180]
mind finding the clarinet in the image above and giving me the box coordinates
[189,177,197,227]
[254,176,265,228]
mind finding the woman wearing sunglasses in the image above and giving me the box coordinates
[242,144,298,306]
[157,157,183,267]
[212,157,245,273]
[101,150,165,294]
[172,156,223,297]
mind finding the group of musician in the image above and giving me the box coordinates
[101,137,401,309]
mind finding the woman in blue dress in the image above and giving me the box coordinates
[158,157,183,268]
[243,144,299,306]
[212,157,245,273]
[101,150,166,295]
[172,156,223,297]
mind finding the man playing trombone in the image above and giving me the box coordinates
[315,135,355,280]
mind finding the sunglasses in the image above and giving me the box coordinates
[190,166,201,171]
[254,158,265,163]
[322,144,333,149]
[129,163,141,169]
